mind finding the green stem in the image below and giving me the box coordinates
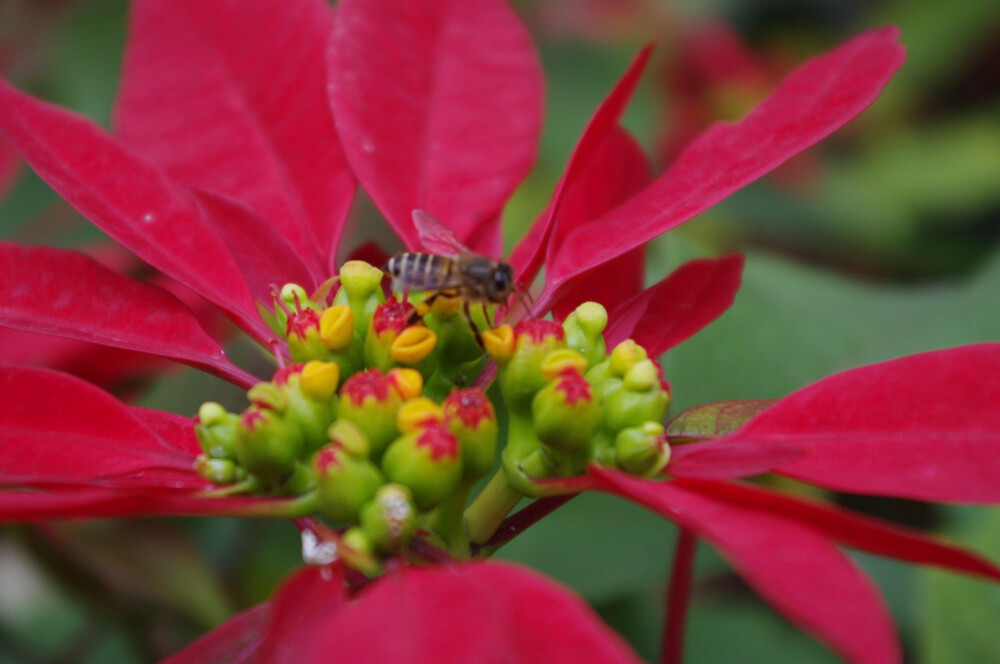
[221,490,320,519]
[464,468,523,546]
[433,478,473,557]
[197,476,262,497]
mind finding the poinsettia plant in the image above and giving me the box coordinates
[1,1,998,663]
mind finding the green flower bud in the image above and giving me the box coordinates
[194,454,240,485]
[273,283,320,336]
[615,421,671,477]
[532,368,602,455]
[280,462,317,496]
[194,402,240,460]
[338,368,417,458]
[248,365,338,455]
[381,424,462,511]
[341,526,374,558]
[422,295,482,368]
[312,441,384,524]
[235,406,304,480]
[334,260,385,340]
[604,359,671,432]
[609,339,648,378]
[562,302,607,368]
[359,483,418,554]
[443,388,498,480]
[496,319,566,413]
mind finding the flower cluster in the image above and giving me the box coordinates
[1,0,998,662]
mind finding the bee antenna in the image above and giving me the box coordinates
[504,282,533,322]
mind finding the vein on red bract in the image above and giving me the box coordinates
[510,45,653,289]
[327,0,543,256]
[115,0,354,276]
[604,253,745,354]
[159,603,271,664]
[304,561,644,664]
[543,27,906,298]
[589,467,901,664]
[546,128,653,321]
[0,81,271,345]
[722,343,1000,502]
[0,243,258,389]
[255,566,347,664]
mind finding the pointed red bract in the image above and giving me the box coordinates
[720,343,1000,502]
[305,561,643,664]
[0,81,271,344]
[328,0,543,255]
[160,604,270,664]
[0,243,257,389]
[545,128,653,321]
[115,0,354,274]
[667,438,804,479]
[256,566,347,664]
[542,28,906,297]
[604,253,744,354]
[590,468,901,664]
[511,45,653,287]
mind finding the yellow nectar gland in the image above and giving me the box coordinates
[390,326,438,364]
[300,361,341,401]
[482,324,515,363]
[429,293,463,318]
[320,305,354,350]
[397,397,445,433]
[388,368,424,401]
[540,349,589,380]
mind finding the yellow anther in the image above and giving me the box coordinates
[320,305,354,350]
[610,339,648,377]
[397,397,445,434]
[340,260,384,296]
[430,293,462,318]
[540,349,589,380]
[482,324,515,363]
[300,360,341,401]
[388,368,424,401]
[390,326,438,364]
[623,359,658,392]
[328,419,371,458]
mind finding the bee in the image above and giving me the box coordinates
[384,210,524,343]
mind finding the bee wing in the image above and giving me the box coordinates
[412,209,473,256]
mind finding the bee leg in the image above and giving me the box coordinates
[406,292,439,326]
[464,300,484,349]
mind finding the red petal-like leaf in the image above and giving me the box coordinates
[590,468,900,664]
[604,253,744,354]
[511,45,653,286]
[676,478,1000,581]
[0,365,205,489]
[307,561,643,664]
[191,190,316,303]
[115,0,354,273]
[256,566,346,664]
[328,0,543,255]
[160,604,270,664]
[0,81,270,344]
[668,439,804,479]
[726,343,1000,502]
[544,28,905,294]
[0,243,258,389]
[545,128,653,321]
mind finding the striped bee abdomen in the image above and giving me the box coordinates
[386,253,455,291]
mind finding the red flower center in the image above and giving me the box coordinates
[416,424,460,460]
[372,296,415,335]
[556,370,592,406]
[286,308,320,340]
[444,388,495,428]
[514,319,564,344]
[341,369,391,405]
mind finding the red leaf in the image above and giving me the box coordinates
[604,253,744,354]
[160,604,270,664]
[307,561,643,664]
[590,468,900,664]
[0,81,270,344]
[726,343,1000,502]
[544,27,905,293]
[676,478,1000,581]
[510,45,653,287]
[668,439,804,479]
[545,128,653,321]
[115,0,354,274]
[0,243,258,389]
[328,0,543,255]
[256,566,347,664]
[0,365,206,489]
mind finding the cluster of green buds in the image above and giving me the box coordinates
[192,260,673,566]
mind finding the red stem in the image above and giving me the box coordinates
[662,527,697,664]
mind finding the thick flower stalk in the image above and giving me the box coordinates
[0,0,998,662]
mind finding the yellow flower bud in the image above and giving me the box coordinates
[482,324,515,363]
[390,326,438,364]
[388,367,424,401]
[320,305,354,350]
[300,360,340,401]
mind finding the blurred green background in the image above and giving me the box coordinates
[1,0,999,662]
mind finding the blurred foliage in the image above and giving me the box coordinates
[1,0,998,662]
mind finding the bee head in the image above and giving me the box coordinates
[488,264,516,302]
